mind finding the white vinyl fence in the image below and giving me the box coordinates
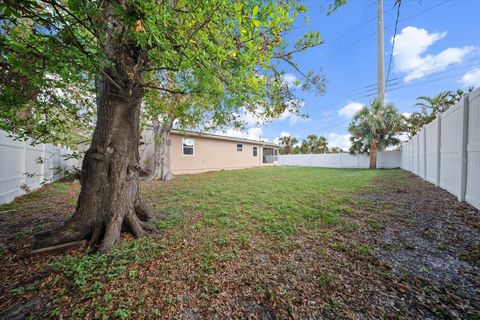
[401,88,480,210]
[0,130,76,204]
[278,151,401,169]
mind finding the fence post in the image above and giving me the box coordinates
[21,140,27,189]
[423,127,427,180]
[436,114,442,186]
[40,144,46,183]
[459,94,470,202]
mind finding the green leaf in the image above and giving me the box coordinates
[252,5,259,16]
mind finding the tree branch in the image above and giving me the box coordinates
[281,57,315,86]
[143,84,194,95]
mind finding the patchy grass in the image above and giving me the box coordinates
[1,167,479,319]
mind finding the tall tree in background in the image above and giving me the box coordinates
[317,135,328,153]
[403,111,426,137]
[300,140,309,154]
[142,73,223,181]
[415,91,454,120]
[348,100,403,169]
[1,0,337,251]
[278,135,298,155]
[405,87,474,136]
[306,135,319,153]
[304,134,329,153]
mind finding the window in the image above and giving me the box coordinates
[182,138,194,155]
[237,143,243,152]
[253,146,258,157]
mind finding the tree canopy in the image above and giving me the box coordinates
[348,100,403,168]
[0,0,344,252]
[1,0,332,145]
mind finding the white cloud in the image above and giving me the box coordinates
[402,112,411,118]
[274,131,291,144]
[393,26,474,82]
[459,68,480,88]
[338,102,363,118]
[283,73,299,88]
[327,133,351,150]
[240,109,263,126]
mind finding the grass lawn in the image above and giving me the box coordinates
[1,167,479,319]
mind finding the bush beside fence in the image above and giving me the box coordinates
[0,130,76,204]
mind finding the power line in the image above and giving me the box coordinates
[328,0,450,56]
[366,63,480,95]
[330,59,480,101]
[361,0,376,12]
[333,4,396,41]
[363,70,479,97]
[386,0,402,85]
[295,119,350,136]
[271,68,467,141]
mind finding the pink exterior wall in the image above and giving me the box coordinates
[170,133,267,174]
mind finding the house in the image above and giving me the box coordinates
[140,129,279,175]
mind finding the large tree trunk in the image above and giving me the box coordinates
[369,138,378,169]
[34,20,155,251]
[147,119,173,181]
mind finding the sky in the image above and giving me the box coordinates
[219,0,480,149]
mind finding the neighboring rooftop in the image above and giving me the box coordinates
[171,129,279,148]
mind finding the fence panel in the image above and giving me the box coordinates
[424,118,439,185]
[377,150,401,168]
[25,141,45,188]
[439,102,464,197]
[0,130,74,204]
[412,135,419,175]
[400,87,480,210]
[400,141,408,170]
[466,90,480,209]
[0,131,26,203]
[278,151,398,169]
[418,129,426,178]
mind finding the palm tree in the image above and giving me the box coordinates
[415,91,455,118]
[300,140,309,154]
[406,88,475,136]
[278,136,298,155]
[306,135,318,153]
[317,135,329,153]
[304,135,329,153]
[449,87,475,103]
[348,100,403,169]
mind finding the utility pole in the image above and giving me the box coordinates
[377,0,385,106]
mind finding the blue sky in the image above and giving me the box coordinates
[223,0,480,149]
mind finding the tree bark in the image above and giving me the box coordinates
[34,9,155,251]
[369,138,378,169]
[147,118,173,181]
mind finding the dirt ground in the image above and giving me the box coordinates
[0,168,479,319]
[354,173,480,319]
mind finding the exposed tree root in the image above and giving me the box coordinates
[33,196,158,253]
[30,240,87,255]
